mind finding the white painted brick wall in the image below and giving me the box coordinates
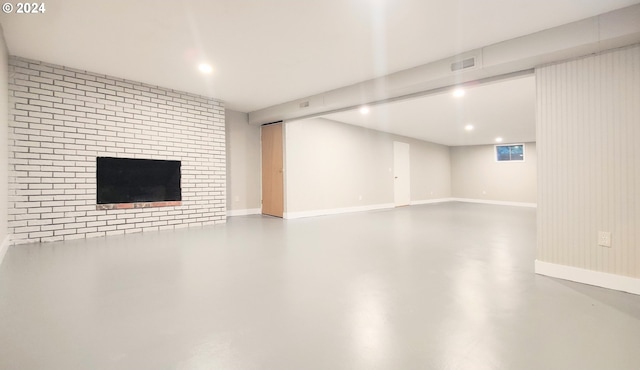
[8,57,226,244]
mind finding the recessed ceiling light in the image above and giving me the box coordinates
[198,63,213,74]
[452,88,465,98]
[495,137,503,143]
[464,124,474,131]
[359,106,370,115]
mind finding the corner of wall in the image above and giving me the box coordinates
[225,109,261,214]
[535,260,640,296]
[0,23,10,255]
[0,234,10,266]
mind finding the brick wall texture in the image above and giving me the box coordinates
[7,56,226,244]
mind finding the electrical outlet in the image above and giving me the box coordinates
[598,231,612,247]
[358,195,363,201]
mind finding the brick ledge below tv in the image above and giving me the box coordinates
[96,201,182,210]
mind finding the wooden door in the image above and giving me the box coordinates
[261,123,284,217]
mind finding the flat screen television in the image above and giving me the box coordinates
[96,157,181,204]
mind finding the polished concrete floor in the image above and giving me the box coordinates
[0,202,639,369]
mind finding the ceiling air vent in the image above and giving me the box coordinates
[450,57,476,72]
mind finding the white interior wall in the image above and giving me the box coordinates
[283,118,538,218]
[0,27,9,260]
[225,110,261,215]
[410,139,452,203]
[536,44,640,284]
[284,118,451,217]
[450,143,537,205]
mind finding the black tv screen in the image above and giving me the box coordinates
[96,157,181,204]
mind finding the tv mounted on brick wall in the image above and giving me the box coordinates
[96,157,181,204]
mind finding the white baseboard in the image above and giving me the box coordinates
[535,260,640,295]
[280,198,535,220]
[451,198,537,208]
[226,208,262,217]
[284,203,395,219]
[0,234,11,266]
[410,198,454,205]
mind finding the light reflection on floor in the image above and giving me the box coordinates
[1,202,639,369]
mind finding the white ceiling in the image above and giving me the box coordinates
[322,74,536,146]
[0,0,639,146]
[0,0,638,114]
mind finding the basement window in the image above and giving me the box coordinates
[495,144,525,162]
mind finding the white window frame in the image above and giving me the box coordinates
[495,143,525,162]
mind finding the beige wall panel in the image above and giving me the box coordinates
[225,110,261,212]
[536,44,640,278]
[285,118,451,214]
[451,143,537,204]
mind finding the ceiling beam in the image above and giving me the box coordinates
[248,3,640,125]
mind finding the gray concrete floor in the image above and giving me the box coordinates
[0,202,639,370]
